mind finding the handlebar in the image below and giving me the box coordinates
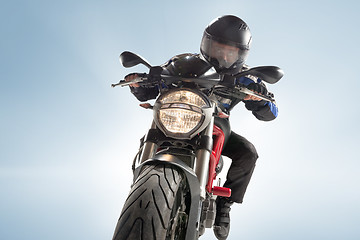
[111,74,275,103]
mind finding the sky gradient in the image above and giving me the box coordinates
[1,0,359,239]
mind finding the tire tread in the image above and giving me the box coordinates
[112,163,184,240]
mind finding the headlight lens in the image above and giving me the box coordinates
[160,90,207,107]
[155,90,211,137]
[159,108,202,133]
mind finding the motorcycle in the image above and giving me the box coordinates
[111,51,283,240]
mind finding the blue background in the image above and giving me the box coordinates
[1,0,359,239]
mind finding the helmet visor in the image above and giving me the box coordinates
[201,33,249,71]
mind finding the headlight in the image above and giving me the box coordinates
[159,108,202,133]
[154,89,212,139]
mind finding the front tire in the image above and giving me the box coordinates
[112,163,190,240]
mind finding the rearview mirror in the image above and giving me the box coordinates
[119,51,152,69]
[233,66,284,84]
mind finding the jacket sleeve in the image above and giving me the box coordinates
[130,86,159,102]
[244,100,278,121]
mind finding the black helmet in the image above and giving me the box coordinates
[200,15,252,74]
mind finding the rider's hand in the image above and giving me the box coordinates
[243,83,267,101]
[125,73,141,88]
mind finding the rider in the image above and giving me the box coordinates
[125,15,278,240]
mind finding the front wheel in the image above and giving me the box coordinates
[112,163,191,240]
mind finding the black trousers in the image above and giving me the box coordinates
[215,118,258,203]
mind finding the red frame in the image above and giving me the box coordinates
[205,125,231,197]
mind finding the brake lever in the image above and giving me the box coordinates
[235,86,275,103]
[111,76,148,88]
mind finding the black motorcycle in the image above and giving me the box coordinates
[111,51,282,240]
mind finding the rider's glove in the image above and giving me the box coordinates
[124,72,147,81]
[246,82,268,96]
[125,72,159,102]
[244,82,268,109]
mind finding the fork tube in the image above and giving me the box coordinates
[139,121,158,164]
[195,107,215,200]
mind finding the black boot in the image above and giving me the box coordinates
[213,197,233,240]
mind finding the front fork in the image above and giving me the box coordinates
[194,114,214,200]
[136,118,213,201]
[138,121,158,164]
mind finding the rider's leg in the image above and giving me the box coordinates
[213,131,258,239]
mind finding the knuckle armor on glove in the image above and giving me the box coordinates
[247,82,268,95]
